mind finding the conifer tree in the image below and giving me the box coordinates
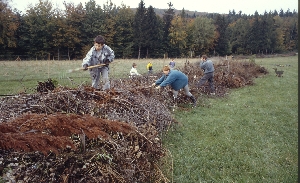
[133,0,147,59]
[214,14,231,56]
[162,2,175,58]
[113,4,134,58]
[144,6,164,58]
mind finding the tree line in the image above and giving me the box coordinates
[0,0,298,60]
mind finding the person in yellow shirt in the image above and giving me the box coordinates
[146,62,153,74]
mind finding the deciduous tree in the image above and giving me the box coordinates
[169,16,187,57]
[0,0,19,54]
[191,16,216,55]
[63,2,85,59]
[22,0,55,59]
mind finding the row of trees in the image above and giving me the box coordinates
[0,0,298,60]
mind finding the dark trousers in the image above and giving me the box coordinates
[197,72,215,93]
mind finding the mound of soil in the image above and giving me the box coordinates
[0,113,165,182]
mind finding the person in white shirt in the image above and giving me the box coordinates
[129,63,141,77]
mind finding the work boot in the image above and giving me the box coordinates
[190,96,197,107]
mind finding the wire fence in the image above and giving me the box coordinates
[0,55,80,61]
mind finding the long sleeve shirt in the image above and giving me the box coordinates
[130,67,140,75]
[82,44,115,67]
[200,59,214,74]
[155,70,188,91]
[146,63,153,70]
[169,61,175,68]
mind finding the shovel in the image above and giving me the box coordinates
[68,64,106,73]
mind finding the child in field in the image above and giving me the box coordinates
[129,63,141,77]
[152,65,196,107]
[82,35,115,90]
[169,58,175,69]
[146,62,153,74]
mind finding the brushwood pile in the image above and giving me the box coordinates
[0,60,268,182]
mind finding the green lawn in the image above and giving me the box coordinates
[0,58,190,95]
[162,56,298,182]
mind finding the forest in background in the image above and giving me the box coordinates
[0,0,298,60]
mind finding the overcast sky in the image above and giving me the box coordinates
[8,0,298,15]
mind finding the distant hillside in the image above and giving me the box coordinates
[154,8,208,17]
[130,8,210,17]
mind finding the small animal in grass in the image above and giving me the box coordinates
[273,68,284,77]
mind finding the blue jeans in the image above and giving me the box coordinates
[89,66,110,90]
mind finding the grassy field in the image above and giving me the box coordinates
[0,56,298,182]
[0,58,193,95]
[161,56,298,182]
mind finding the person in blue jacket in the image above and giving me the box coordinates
[152,65,196,107]
[197,54,215,95]
[82,35,115,90]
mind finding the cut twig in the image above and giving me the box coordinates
[135,130,153,144]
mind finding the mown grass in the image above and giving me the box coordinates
[0,58,192,95]
[161,56,298,182]
[0,56,297,182]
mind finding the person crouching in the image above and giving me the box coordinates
[152,65,196,107]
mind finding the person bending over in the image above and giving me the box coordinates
[152,65,196,107]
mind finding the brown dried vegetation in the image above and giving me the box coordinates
[0,60,268,182]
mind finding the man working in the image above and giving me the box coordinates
[197,55,215,95]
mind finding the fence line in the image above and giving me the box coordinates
[0,55,81,61]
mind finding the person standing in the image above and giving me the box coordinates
[197,55,215,95]
[152,65,196,107]
[146,62,153,74]
[169,58,175,69]
[129,63,141,77]
[82,35,115,90]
